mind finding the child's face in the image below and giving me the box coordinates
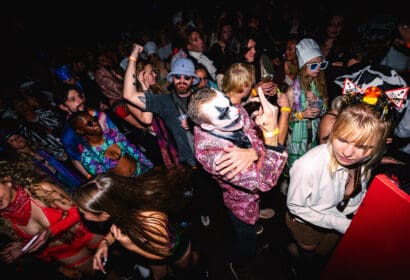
[331,132,375,167]
[201,91,243,131]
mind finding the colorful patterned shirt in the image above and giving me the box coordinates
[194,106,288,225]
[80,126,153,176]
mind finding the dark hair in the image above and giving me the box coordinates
[68,110,91,131]
[74,167,192,257]
[55,84,84,105]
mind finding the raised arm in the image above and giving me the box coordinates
[123,43,148,110]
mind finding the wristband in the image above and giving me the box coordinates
[128,56,137,62]
[263,127,279,138]
[280,107,291,112]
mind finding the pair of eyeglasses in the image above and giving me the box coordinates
[174,74,192,81]
[307,61,328,71]
[86,117,99,127]
[199,77,208,82]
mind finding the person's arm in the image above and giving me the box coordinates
[318,113,336,144]
[196,127,286,193]
[214,146,258,179]
[72,160,91,179]
[288,87,322,121]
[123,44,148,110]
[215,87,284,179]
[127,104,153,126]
[33,182,81,237]
[277,93,291,145]
[286,154,351,234]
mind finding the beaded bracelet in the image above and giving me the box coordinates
[128,56,137,62]
[263,127,279,138]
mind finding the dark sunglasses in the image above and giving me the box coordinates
[307,61,328,71]
[174,74,192,81]
[86,117,99,127]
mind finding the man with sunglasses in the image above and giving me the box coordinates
[124,44,260,228]
[68,110,153,177]
[57,84,121,179]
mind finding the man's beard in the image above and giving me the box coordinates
[175,83,190,95]
[70,104,85,113]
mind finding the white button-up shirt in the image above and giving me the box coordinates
[287,144,368,233]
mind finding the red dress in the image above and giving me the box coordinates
[0,186,98,266]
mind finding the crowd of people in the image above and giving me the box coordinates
[1,1,409,279]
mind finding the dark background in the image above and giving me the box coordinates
[1,0,404,89]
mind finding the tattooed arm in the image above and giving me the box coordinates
[123,44,148,110]
[29,182,80,237]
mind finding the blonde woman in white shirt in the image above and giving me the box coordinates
[286,93,395,265]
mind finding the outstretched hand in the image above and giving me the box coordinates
[253,87,279,132]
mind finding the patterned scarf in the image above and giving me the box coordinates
[288,79,322,168]
[0,186,31,226]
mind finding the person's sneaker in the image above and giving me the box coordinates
[229,262,253,280]
[256,224,264,235]
[259,208,275,219]
[134,264,151,279]
[200,215,210,227]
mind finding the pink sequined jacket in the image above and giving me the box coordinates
[194,106,288,225]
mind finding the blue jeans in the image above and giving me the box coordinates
[227,209,257,265]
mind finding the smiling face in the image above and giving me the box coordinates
[61,89,86,113]
[71,112,102,137]
[142,64,157,86]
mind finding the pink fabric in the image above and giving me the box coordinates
[194,106,288,225]
[152,116,180,169]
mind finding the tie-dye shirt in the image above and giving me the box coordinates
[80,127,153,176]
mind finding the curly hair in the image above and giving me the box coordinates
[0,160,50,186]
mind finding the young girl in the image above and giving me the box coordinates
[286,87,401,269]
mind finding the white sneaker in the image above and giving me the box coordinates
[200,215,210,227]
[134,264,150,279]
[259,208,275,219]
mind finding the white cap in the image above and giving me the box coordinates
[296,38,323,68]
[143,41,158,56]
